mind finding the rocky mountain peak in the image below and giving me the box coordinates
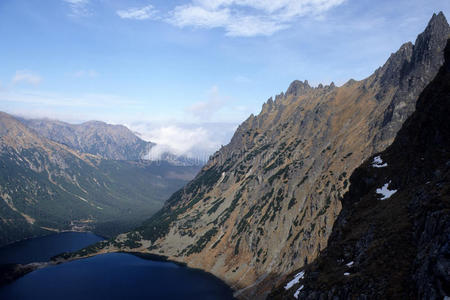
[371,12,450,151]
[376,12,449,87]
[286,80,312,96]
[411,11,449,61]
[21,118,155,161]
[82,120,105,125]
[375,42,413,86]
[426,11,448,35]
[261,97,275,113]
[61,12,450,300]
[273,38,450,300]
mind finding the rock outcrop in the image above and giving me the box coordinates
[272,37,450,300]
[63,12,450,299]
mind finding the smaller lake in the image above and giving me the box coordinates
[0,232,104,264]
[0,233,235,300]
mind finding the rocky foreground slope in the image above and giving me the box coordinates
[271,38,450,300]
[61,13,450,299]
[0,112,199,246]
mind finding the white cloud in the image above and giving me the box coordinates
[73,69,98,78]
[115,0,346,36]
[225,15,287,36]
[145,126,213,158]
[12,70,42,86]
[63,0,87,4]
[129,122,237,160]
[117,5,158,20]
[169,5,230,28]
[0,89,142,109]
[63,0,90,17]
[1,84,238,159]
[167,0,346,36]
[186,86,228,120]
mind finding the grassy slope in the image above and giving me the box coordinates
[0,114,201,246]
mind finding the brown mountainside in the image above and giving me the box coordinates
[272,38,450,300]
[61,12,450,299]
[0,111,96,167]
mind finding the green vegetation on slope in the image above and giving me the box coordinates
[0,112,201,246]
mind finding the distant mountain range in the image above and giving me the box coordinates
[59,12,450,299]
[20,118,155,161]
[0,112,201,247]
[20,117,205,166]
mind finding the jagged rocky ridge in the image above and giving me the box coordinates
[271,38,450,300]
[21,118,154,161]
[0,112,200,246]
[21,117,204,166]
[60,13,450,299]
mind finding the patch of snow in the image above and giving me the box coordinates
[372,156,388,168]
[293,285,304,299]
[217,172,226,184]
[284,271,305,290]
[373,156,382,164]
[344,272,350,276]
[346,261,354,267]
[376,181,397,200]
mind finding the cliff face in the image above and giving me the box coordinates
[65,13,450,299]
[21,118,154,161]
[0,112,199,246]
[272,38,450,300]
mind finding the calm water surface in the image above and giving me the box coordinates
[0,232,104,264]
[0,233,234,300]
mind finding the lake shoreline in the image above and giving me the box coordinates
[0,232,105,287]
[126,251,237,297]
[0,233,236,299]
[0,262,50,287]
[0,230,108,249]
[53,250,236,298]
[127,252,187,267]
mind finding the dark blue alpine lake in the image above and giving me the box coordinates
[0,233,234,300]
[0,232,104,264]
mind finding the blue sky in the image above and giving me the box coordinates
[0,0,449,158]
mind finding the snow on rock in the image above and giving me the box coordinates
[372,156,388,168]
[346,261,354,267]
[344,272,350,276]
[376,181,397,200]
[217,172,226,184]
[284,271,305,290]
[293,285,304,299]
